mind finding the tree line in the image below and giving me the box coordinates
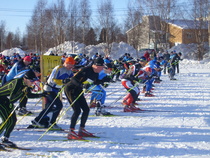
[0,0,209,57]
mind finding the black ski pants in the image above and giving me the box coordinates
[64,86,89,129]
[35,91,63,124]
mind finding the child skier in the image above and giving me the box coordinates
[87,63,113,116]
[121,60,142,112]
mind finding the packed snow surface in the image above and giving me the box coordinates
[0,60,210,158]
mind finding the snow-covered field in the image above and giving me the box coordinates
[0,60,210,158]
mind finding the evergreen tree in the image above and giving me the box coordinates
[84,28,97,45]
[98,28,107,43]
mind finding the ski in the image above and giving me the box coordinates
[46,134,102,142]
[0,148,12,152]
[17,114,34,117]
[47,139,93,142]
[46,138,130,145]
[26,153,50,157]
[1,143,31,151]
[132,109,173,113]
[5,146,31,151]
[15,127,68,133]
[0,145,12,152]
[89,114,120,117]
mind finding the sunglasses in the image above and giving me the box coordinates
[28,78,37,82]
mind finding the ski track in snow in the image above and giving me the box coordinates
[0,62,210,158]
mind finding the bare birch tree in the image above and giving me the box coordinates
[190,0,210,60]
[0,21,6,51]
[97,0,116,54]
[78,0,92,44]
[124,0,144,50]
[66,0,79,43]
[5,32,13,49]
[49,0,68,53]
[26,0,48,53]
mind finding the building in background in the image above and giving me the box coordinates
[126,15,209,52]
[168,19,208,46]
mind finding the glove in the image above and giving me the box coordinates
[83,83,91,90]
[102,83,109,88]
[22,87,32,94]
[63,78,71,84]
[42,91,50,97]
[138,78,143,83]
[93,80,103,85]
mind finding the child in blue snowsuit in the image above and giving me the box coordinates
[142,66,155,97]
[87,63,113,116]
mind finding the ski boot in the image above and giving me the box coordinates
[18,107,32,116]
[78,127,95,137]
[68,129,84,140]
[1,136,16,148]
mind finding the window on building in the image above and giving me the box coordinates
[186,32,193,39]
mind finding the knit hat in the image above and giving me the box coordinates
[64,57,75,65]
[23,56,32,62]
[93,57,104,66]
[139,56,147,62]
[23,69,38,81]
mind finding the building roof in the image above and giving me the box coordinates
[167,19,208,29]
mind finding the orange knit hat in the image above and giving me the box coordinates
[64,57,75,65]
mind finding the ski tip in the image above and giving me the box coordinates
[0,148,12,152]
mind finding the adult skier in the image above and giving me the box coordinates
[64,57,105,140]
[0,70,44,149]
[31,57,75,129]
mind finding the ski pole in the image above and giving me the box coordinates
[106,87,124,96]
[38,88,86,141]
[16,86,44,125]
[38,84,97,140]
[0,104,19,130]
[35,86,65,124]
[16,97,43,125]
[108,91,127,107]
[60,86,95,119]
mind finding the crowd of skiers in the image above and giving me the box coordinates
[0,49,182,148]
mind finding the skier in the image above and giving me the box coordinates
[168,51,179,80]
[162,51,170,74]
[1,56,33,115]
[121,60,142,112]
[31,57,75,129]
[111,59,122,81]
[0,70,45,149]
[1,56,32,85]
[64,57,105,140]
[86,63,113,116]
[141,66,155,97]
[13,67,41,116]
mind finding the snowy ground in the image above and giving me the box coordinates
[0,60,210,158]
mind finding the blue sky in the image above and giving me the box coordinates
[0,0,130,34]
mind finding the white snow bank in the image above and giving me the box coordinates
[1,48,26,57]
